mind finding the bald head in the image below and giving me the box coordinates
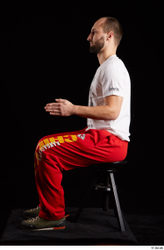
[93,17,123,47]
[87,16,122,61]
[101,17,123,46]
[93,17,107,27]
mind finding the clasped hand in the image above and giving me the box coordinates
[44,99,75,117]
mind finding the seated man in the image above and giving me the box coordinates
[22,16,131,231]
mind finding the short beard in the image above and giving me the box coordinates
[89,36,105,54]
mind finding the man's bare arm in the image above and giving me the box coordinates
[45,95,123,120]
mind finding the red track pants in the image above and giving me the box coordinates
[34,128,128,220]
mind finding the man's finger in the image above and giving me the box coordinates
[50,111,61,116]
[45,103,56,107]
[55,98,66,103]
[45,106,60,112]
[45,103,60,110]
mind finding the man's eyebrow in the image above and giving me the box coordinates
[91,28,97,32]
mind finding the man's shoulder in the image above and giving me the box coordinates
[100,56,128,78]
[101,56,124,70]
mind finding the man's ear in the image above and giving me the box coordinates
[107,31,114,40]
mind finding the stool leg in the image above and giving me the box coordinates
[103,174,110,211]
[110,173,125,232]
[72,174,98,223]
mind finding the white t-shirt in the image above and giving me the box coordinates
[87,54,131,142]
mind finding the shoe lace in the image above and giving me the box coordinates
[29,216,40,222]
[29,206,40,212]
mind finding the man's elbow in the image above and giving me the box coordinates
[108,112,119,120]
[113,112,120,120]
[112,109,121,120]
[105,107,120,120]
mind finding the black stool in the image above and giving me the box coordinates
[73,161,127,232]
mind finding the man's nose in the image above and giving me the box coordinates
[87,33,92,41]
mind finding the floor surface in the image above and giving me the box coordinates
[0,208,164,245]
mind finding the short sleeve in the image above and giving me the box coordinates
[101,67,125,98]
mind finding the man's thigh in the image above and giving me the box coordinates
[35,128,128,170]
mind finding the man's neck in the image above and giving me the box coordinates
[97,49,116,65]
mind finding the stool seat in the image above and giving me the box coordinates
[100,160,127,166]
[97,160,127,173]
[73,160,127,232]
[109,160,127,164]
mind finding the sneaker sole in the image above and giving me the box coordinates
[23,226,66,231]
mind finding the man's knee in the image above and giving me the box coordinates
[36,135,51,151]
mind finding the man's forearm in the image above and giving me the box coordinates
[45,97,122,119]
[73,105,119,120]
